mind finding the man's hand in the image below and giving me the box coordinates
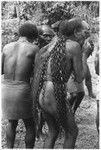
[82,38,94,58]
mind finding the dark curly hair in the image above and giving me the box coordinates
[19,22,38,40]
[59,18,82,36]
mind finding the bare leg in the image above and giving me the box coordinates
[69,94,76,107]
[85,65,95,98]
[23,118,36,148]
[43,113,59,148]
[6,120,18,148]
[72,91,84,113]
[62,109,78,148]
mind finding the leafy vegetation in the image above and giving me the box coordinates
[1,1,99,48]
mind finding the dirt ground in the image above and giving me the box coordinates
[1,38,99,149]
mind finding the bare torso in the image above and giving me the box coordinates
[2,38,39,83]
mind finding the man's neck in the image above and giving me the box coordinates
[19,37,33,43]
[67,35,77,41]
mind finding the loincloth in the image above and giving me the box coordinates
[1,79,33,120]
[67,75,84,93]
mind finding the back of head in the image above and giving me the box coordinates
[19,22,38,40]
[59,18,82,36]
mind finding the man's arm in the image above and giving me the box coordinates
[83,38,94,58]
[72,43,84,83]
[82,52,88,77]
[81,38,94,77]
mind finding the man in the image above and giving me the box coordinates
[1,22,39,148]
[32,18,89,148]
[52,20,85,114]
[84,38,95,98]
[52,20,95,99]
[67,33,94,114]
[36,25,55,139]
[37,25,55,48]
[81,21,95,98]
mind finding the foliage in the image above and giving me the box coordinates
[1,18,19,49]
[1,1,99,48]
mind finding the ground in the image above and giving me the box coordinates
[1,37,99,149]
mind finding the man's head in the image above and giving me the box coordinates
[74,20,90,45]
[19,22,38,42]
[59,18,90,46]
[59,18,82,37]
[38,25,55,44]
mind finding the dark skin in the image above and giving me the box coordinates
[2,36,39,148]
[38,34,54,49]
[83,38,95,98]
[69,38,94,114]
[36,36,84,148]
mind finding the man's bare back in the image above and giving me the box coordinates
[2,37,39,83]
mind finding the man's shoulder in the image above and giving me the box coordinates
[66,39,80,48]
[25,42,39,53]
[66,39,81,55]
[3,42,16,52]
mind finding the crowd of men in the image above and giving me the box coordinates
[1,17,99,148]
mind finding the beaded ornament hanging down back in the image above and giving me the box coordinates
[33,34,70,126]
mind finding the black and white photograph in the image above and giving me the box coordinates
[1,1,100,149]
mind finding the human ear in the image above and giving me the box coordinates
[74,29,81,38]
